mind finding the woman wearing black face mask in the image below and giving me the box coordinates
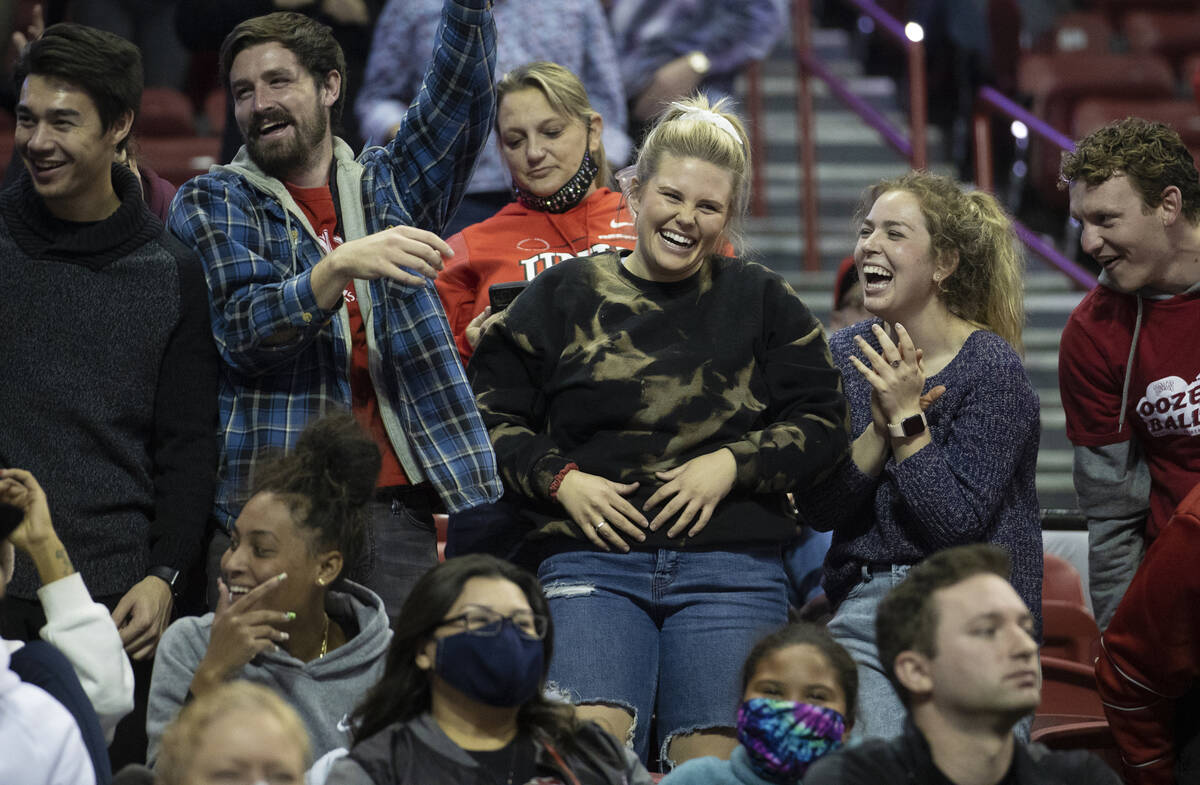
[326,554,653,785]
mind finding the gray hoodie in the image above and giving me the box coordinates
[146,581,392,763]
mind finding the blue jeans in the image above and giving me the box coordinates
[828,565,911,742]
[783,525,832,606]
[538,547,788,765]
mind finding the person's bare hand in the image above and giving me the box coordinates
[919,384,947,411]
[191,574,293,696]
[330,225,451,284]
[865,347,945,436]
[465,306,502,350]
[320,0,370,25]
[314,225,453,308]
[112,576,174,660]
[556,471,647,553]
[0,468,55,554]
[633,55,705,122]
[850,323,927,425]
[12,4,44,51]
[644,448,736,537]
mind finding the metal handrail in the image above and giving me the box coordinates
[746,61,768,217]
[972,86,1095,290]
[793,0,927,270]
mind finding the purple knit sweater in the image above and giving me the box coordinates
[797,319,1043,626]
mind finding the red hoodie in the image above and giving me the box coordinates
[1097,480,1200,785]
[436,188,637,361]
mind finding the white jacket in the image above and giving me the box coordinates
[4,572,135,742]
[0,642,96,785]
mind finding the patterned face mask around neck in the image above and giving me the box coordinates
[511,127,599,214]
[735,697,846,783]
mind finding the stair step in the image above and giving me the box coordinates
[738,24,1084,513]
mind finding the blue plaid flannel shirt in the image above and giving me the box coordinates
[169,0,502,530]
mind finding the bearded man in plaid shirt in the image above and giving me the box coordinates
[168,0,501,618]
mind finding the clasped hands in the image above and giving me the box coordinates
[555,448,737,552]
[848,323,944,465]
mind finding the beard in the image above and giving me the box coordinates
[243,105,329,180]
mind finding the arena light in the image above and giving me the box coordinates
[1010,121,1029,140]
[904,22,924,43]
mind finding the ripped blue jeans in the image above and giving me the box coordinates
[538,547,788,765]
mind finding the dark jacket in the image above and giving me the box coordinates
[804,718,1121,785]
[326,712,652,785]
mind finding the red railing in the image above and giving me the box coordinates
[746,61,768,217]
[972,86,1096,290]
[793,0,927,270]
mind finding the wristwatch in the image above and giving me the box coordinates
[887,412,927,438]
[686,51,711,76]
[148,565,181,595]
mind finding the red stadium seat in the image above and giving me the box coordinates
[1018,52,1175,207]
[1072,97,1200,149]
[1031,717,1123,773]
[1045,12,1114,54]
[1092,0,1196,16]
[135,87,197,137]
[135,136,220,188]
[1188,53,1200,105]
[1041,600,1100,666]
[1042,553,1086,607]
[1038,656,1104,718]
[204,89,228,136]
[1124,11,1200,76]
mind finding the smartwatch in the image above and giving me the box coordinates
[148,565,181,595]
[887,412,927,438]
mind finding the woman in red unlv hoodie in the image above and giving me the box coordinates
[436,61,637,363]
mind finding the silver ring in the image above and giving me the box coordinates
[595,521,608,531]
[891,360,901,368]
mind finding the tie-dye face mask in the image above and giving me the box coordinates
[735,697,846,783]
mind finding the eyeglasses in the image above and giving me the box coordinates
[439,607,549,640]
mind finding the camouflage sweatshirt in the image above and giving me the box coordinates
[468,251,850,550]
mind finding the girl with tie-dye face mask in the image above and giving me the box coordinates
[663,623,857,785]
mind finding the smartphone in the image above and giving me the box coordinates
[489,281,529,313]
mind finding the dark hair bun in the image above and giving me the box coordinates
[294,413,380,507]
[251,412,381,570]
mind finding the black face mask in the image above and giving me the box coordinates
[512,128,599,214]
[435,620,545,707]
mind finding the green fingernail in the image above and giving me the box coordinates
[277,572,288,582]
[286,611,296,621]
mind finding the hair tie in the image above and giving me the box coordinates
[613,164,637,195]
[668,101,744,149]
